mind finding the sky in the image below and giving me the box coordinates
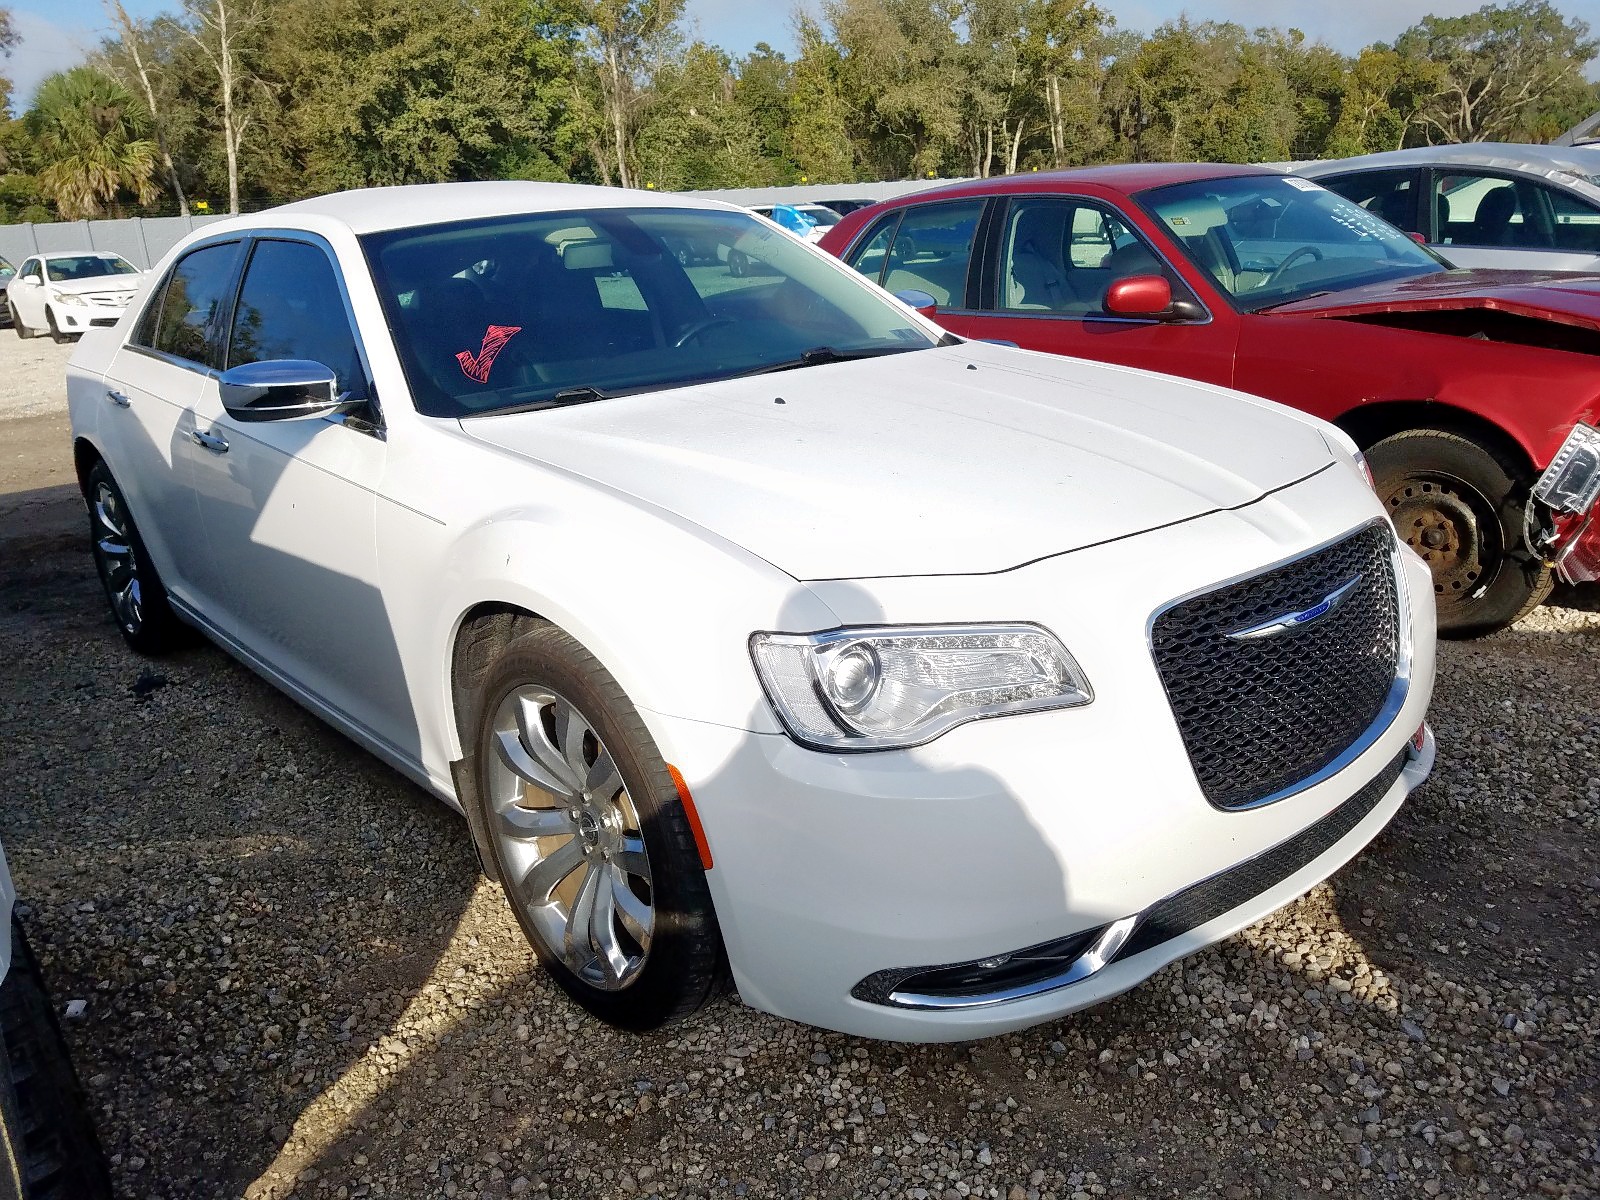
[6,0,1600,111]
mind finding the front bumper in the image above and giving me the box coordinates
[647,467,1438,1041]
[52,303,126,332]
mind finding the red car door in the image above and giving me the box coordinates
[838,191,1241,389]
[967,193,1240,388]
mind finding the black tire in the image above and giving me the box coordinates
[44,312,68,345]
[727,250,746,278]
[83,460,190,654]
[468,622,725,1031]
[676,246,692,267]
[9,304,32,340]
[1367,429,1553,638]
[0,919,114,1200]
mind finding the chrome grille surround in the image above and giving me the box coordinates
[1148,520,1408,812]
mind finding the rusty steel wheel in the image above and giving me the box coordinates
[1367,429,1552,638]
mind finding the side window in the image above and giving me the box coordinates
[21,260,41,282]
[881,201,984,308]
[137,241,241,366]
[1000,197,1168,316]
[1544,185,1600,253]
[845,213,900,285]
[1433,172,1527,247]
[226,240,365,398]
[1321,169,1420,233]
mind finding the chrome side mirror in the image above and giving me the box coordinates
[218,359,345,423]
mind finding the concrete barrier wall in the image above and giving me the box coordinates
[0,214,232,270]
[0,180,973,269]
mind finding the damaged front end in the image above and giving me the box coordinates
[1528,423,1600,584]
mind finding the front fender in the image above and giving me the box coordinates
[420,506,842,768]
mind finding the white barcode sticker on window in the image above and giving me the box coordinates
[1283,177,1323,192]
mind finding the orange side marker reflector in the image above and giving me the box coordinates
[666,763,714,871]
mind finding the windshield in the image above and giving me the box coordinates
[43,254,139,282]
[362,206,938,418]
[0,257,12,279]
[1136,175,1446,312]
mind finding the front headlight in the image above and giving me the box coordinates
[52,291,87,306]
[750,624,1092,751]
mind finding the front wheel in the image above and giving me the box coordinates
[467,622,724,1030]
[1367,429,1552,638]
[45,311,69,345]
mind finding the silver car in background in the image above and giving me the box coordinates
[1292,144,1600,273]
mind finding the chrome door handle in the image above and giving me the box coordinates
[189,428,229,454]
[106,389,131,408]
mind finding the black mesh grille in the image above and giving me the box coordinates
[1151,522,1401,811]
[1119,749,1408,959]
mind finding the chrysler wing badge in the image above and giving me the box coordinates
[1225,574,1362,642]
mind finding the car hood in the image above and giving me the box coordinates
[461,343,1337,580]
[1263,268,1600,332]
[47,275,143,296]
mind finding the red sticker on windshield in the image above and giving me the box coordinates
[457,324,522,383]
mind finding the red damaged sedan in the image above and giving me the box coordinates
[819,164,1600,636]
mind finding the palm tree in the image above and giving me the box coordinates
[27,66,159,220]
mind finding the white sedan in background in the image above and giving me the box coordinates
[67,182,1435,1041]
[7,251,145,342]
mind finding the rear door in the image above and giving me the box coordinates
[840,198,990,336]
[99,239,245,610]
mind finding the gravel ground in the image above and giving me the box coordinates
[0,346,1596,1199]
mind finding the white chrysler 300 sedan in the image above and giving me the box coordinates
[66,182,1436,1041]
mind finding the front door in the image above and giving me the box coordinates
[184,236,408,750]
[966,195,1239,388]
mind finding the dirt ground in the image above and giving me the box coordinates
[0,337,1595,1200]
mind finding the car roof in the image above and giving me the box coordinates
[38,250,128,259]
[876,161,1281,205]
[262,181,732,235]
[1292,143,1600,189]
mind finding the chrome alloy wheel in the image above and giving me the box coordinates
[92,482,143,634]
[487,686,654,990]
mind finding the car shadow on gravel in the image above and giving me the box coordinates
[0,530,485,1198]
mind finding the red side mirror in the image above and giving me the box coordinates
[1104,274,1173,317]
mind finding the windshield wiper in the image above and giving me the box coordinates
[464,384,613,419]
[734,344,920,377]
[1253,290,1333,312]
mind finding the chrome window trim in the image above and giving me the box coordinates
[123,230,385,440]
[1143,518,1412,813]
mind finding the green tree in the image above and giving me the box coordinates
[787,14,854,182]
[826,0,966,179]
[579,0,686,188]
[1394,0,1598,143]
[104,1,191,214]
[634,41,772,189]
[25,66,158,218]
[0,5,17,118]
[268,0,582,190]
